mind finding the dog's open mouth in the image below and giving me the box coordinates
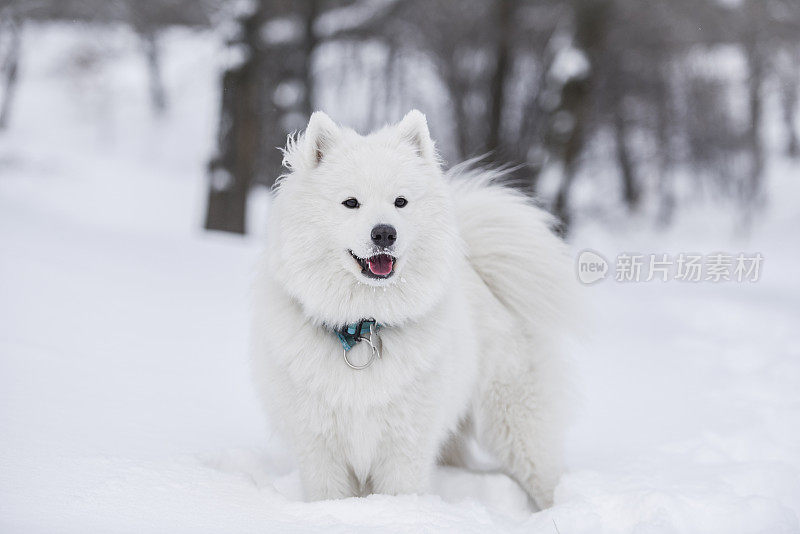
[349,251,396,279]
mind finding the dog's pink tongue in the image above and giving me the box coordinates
[367,254,393,276]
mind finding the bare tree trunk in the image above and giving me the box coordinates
[204,5,266,234]
[387,48,406,121]
[552,78,591,231]
[655,63,675,227]
[486,0,513,158]
[442,63,469,160]
[204,67,259,234]
[553,154,578,233]
[552,0,608,231]
[301,0,318,117]
[744,0,765,205]
[141,29,166,115]
[0,17,21,130]
[517,33,563,194]
[782,46,799,158]
[382,45,399,122]
[614,101,640,211]
[453,93,469,160]
[745,49,765,202]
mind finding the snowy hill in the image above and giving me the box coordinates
[1,23,799,533]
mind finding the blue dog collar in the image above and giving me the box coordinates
[335,319,381,351]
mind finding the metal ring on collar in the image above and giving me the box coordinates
[342,335,379,370]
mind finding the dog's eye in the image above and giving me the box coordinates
[342,198,360,209]
[394,196,408,208]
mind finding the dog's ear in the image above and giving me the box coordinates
[304,111,339,167]
[397,110,436,163]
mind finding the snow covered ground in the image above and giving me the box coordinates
[1,24,799,533]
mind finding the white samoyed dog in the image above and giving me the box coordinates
[251,110,575,509]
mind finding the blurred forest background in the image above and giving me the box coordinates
[1,0,799,235]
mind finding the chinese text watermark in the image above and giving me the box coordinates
[577,250,763,285]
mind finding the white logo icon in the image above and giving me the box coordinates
[577,249,609,285]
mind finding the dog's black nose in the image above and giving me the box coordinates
[371,224,397,248]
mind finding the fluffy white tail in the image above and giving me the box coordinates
[447,161,576,341]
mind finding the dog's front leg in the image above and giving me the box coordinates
[370,430,436,496]
[296,440,353,501]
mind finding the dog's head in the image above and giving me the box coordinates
[267,110,461,327]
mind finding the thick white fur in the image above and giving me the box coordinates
[251,110,575,509]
